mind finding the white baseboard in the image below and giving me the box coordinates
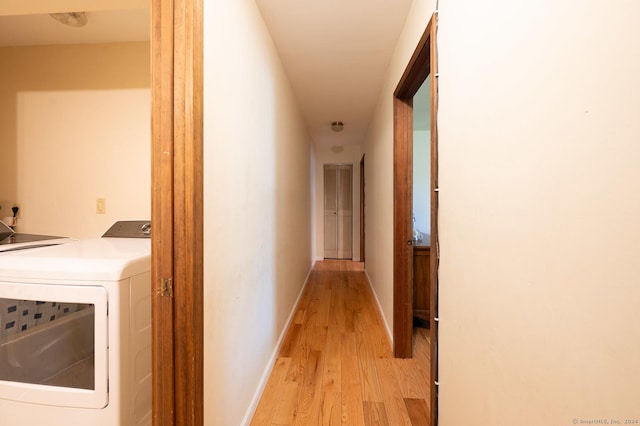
[364,269,393,347]
[240,266,313,426]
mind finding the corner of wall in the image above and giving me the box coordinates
[240,266,313,426]
[364,269,393,346]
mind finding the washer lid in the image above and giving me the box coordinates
[0,238,150,281]
[0,235,74,253]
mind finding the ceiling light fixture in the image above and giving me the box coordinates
[330,121,344,132]
[49,12,88,28]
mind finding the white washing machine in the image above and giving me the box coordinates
[0,221,152,425]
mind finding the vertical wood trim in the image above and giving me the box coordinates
[151,0,203,424]
[393,97,413,358]
[151,0,176,424]
[428,15,439,426]
[172,0,204,424]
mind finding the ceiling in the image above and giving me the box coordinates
[0,0,149,47]
[255,0,414,147]
[1,0,415,148]
[0,9,149,47]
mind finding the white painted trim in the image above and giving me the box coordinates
[240,266,313,426]
[364,269,393,347]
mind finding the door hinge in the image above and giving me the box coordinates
[162,277,173,297]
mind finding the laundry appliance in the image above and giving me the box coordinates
[0,221,152,425]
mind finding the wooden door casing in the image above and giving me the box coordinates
[151,0,203,424]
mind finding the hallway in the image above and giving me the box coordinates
[251,261,430,425]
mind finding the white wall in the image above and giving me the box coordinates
[202,1,313,425]
[361,0,437,341]
[313,144,362,261]
[0,43,150,238]
[436,0,640,424]
[365,0,639,422]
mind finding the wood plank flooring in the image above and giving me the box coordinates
[251,260,430,425]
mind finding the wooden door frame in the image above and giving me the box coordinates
[151,0,203,425]
[392,13,438,425]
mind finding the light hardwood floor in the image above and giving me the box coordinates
[251,260,430,425]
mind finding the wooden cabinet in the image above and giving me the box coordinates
[413,245,430,326]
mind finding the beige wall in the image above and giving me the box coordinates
[0,42,150,238]
[313,144,362,261]
[361,0,437,341]
[437,0,640,424]
[202,1,313,425]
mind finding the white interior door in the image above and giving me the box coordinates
[324,164,353,259]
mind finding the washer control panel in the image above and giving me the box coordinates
[102,221,151,238]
